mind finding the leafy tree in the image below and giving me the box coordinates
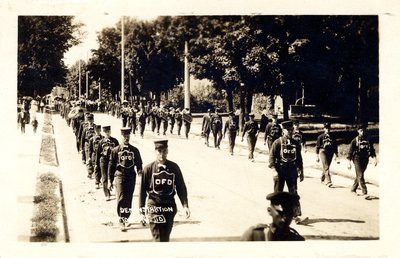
[18,16,82,97]
[124,17,184,104]
[87,26,121,98]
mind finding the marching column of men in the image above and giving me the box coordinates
[66,100,193,239]
[63,98,377,241]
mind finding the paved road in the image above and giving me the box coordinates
[52,112,379,242]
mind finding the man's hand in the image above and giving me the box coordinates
[139,207,147,226]
[373,157,378,166]
[298,169,304,182]
[272,171,279,181]
[183,207,191,219]
[316,156,320,163]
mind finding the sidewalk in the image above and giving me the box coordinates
[17,113,43,241]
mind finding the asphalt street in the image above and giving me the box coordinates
[48,112,380,242]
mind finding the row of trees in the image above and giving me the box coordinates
[18,16,378,122]
[18,16,82,97]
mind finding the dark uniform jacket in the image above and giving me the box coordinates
[347,135,376,161]
[316,132,338,155]
[201,114,212,133]
[88,134,103,160]
[264,122,282,142]
[108,144,143,185]
[241,224,305,241]
[95,136,119,167]
[80,123,96,151]
[269,136,303,172]
[242,120,259,138]
[210,114,223,132]
[223,116,239,135]
[139,160,189,208]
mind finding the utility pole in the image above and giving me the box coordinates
[86,71,89,99]
[121,16,125,102]
[184,40,190,110]
[78,59,81,98]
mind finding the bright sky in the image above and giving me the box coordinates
[63,14,157,68]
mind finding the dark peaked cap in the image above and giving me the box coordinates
[154,139,168,150]
[266,192,300,209]
[120,127,131,135]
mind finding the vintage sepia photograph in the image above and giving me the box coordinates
[3,0,400,257]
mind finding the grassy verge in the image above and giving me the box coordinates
[31,172,60,242]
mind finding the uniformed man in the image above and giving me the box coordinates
[137,108,147,138]
[292,120,306,152]
[129,105,137,135]
[80,113,96,178]
[241,192,305,241]
[159,106,169,136]
[71,108,84,151]
[175,108,183,136]
[77,112,92,163]
[260,107,268,132]
[168,107,176,134]
[269,120,307,225]
[182,108,192,139]
[108,128,143,230]
[210,108,223,149]
[95,126,119,200]
[201,109,212,146]
[120,100,130,127]
[241,113,259,162]
[89,125,103,189]
[316,122,339,188]
[223,111,239,155]
[347,124,377,196]
[154,105,162,135]
[139,140,190,242]
[144,101,152,125]
[264,113,282,152]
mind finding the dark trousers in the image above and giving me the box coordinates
[100,158,111,197]
[115,173,136,221]
[274,166,302,217]
[169,122,175,134]
[177,122,182,135]
[122,116,128,127]
[151,117,156,132]
[139,122,146,137]
[247,135,257,159]
[267,137,277,151]
[130,119,136,134]
[351,157,369,194]
[155,117,161,134]
[84,142,93,176]
[162,120,168,135]
[320,150,334,184]
[184,123,191,138]
[204,129,211,145]
[93,153,101,184]
[147,201,177,242]
[228,131,237,154]
[212,129,222,147]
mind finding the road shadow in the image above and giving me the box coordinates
[303,235,379,240]
[329,185,346,189]
[365,195,379,200]
[174,220,201,226]
[304,218,365,226]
